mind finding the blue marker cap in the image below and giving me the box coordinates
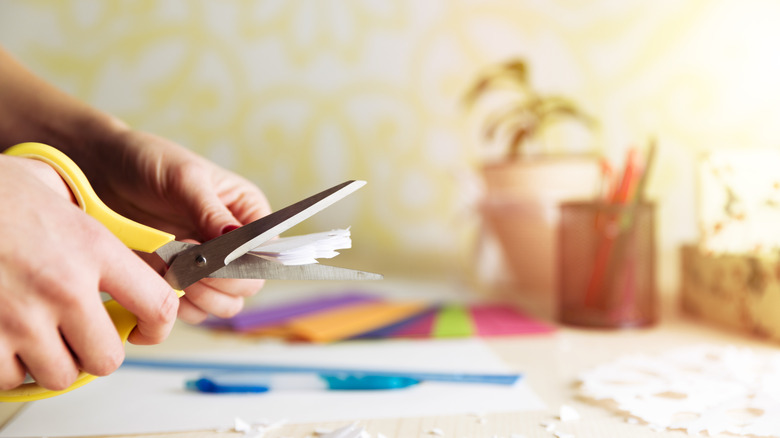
[320,374,420,390]
[186,377,270,393]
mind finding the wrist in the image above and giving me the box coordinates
[55,111,131,161]
[0,47,130,156]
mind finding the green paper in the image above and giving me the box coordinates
[432,304,474,337]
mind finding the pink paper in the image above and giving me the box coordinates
[471,305,555,336]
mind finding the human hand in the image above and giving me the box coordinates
[72,130,271,324]
[0,154,178,391]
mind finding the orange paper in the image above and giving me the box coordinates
[287,301,429,343]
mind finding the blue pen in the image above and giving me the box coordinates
[185,372,420,394]
[123,358,521,386]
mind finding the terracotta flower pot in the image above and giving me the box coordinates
[480,156,601,316]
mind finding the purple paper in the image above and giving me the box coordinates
[203,292,380,332]
[388,307,439,338]
[352,306,437,339]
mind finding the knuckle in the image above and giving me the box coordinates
[85,349,124,377]
[34,261,98,309]
[170,161,210,196]
[142,289,179,342]
[0,375,25,391]
[175,160,207,180]
[0,363,25,391]
[199,206,230,237]
[0,306,45,343]
[158,289,180,325]
[39,366,78,391]
[51,282,91,309]
[0,311,28,339]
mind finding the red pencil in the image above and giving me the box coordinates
[584,147,642,308]
[612,148,640,204]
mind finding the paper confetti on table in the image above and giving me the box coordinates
[578,344,780,436]
[314,422,366,438]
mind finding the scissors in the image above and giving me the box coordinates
[0,142,382,402]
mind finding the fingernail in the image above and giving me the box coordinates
[221,224,240,235]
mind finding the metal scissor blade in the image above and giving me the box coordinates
[155,241,197,266]
[209,253,383,281]
[164,180,366,290]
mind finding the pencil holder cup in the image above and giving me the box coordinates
[558,201,657,328]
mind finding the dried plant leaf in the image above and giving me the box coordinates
[462,57,594,159]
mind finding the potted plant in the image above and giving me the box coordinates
[464,58,601,316]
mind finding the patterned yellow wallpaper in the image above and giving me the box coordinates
[3,0,780,291]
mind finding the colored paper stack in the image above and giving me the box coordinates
[203,292,555,343]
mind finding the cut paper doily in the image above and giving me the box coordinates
[577,344,780,436]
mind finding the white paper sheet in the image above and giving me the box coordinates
[0,338,545,437]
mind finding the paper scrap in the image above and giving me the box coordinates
[252,229,351,265]
[232,417,286,437]
[235,417,252,433]
[472,413,487,424]
[578,344,780,436]
[559,405,580,422]
[315,422,365,438]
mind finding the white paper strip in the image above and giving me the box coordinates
[251,229,352,266]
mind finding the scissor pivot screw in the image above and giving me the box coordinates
[195,255,207,267]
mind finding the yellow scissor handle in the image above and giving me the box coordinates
[0,142,177,402]
[5,142,174,252]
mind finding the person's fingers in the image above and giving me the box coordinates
[177,298,208,324]
[0,344,26,391]
[221,183,272,227]
[15,320,79,391]
[0,251,83,390]
[172,164,241,241]
[181,281,246,319]
[198,277,265,298]
[59,294,125,377]
[0,156,180,391]
[97,236,179,346]
[8,155,75,202]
